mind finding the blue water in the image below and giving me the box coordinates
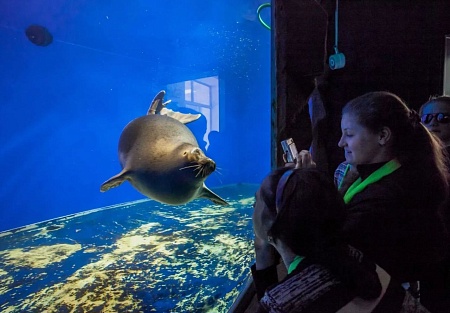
[0,0,271,231]
[0,184,257,312]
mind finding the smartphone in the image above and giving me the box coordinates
[281,138,298,163]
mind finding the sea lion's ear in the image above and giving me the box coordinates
[161,108,201,124]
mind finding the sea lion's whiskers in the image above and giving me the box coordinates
[179,164,201,171]
[211,171,224,184]
[199,164,212,178]
[195,165,206,177]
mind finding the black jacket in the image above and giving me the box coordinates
[343,163,447,283]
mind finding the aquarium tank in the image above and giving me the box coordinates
[0,0,271,312]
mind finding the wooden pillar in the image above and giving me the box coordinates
[271,0,333,169]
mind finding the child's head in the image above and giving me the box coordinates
[253,167,346,257]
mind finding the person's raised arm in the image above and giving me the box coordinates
[294,150,317,169]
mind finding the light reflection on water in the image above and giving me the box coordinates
[0,184,257,313]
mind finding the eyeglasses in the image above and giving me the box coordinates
[420,113,450,124]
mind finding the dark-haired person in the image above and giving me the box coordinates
[251,167,428,312]
[337,92,448,292]
[292,92,447,307]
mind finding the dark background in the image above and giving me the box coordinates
[273,0,450,173]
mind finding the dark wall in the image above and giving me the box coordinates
[273,0,450,173]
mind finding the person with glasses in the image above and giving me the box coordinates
[420,96,450,154]
[418,95,450,312]
[251,167,428,312]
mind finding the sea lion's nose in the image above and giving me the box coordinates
[208,160,216,170]
[203,159,216,175]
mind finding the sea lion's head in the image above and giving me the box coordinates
[180,146,216,178]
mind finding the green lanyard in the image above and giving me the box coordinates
[288,255,304,274]
[343,159,401,204]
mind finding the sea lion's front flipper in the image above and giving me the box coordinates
[161,108,201,124]
[147,90,171,115]
[100,170,129,192]
[200,185,229,205]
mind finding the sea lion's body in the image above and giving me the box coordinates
[100,90,228,206]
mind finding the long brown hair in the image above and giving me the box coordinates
[343,91,448,204]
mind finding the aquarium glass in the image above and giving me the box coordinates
[0,0,271,311]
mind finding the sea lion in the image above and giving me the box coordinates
[100,90,228,206]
